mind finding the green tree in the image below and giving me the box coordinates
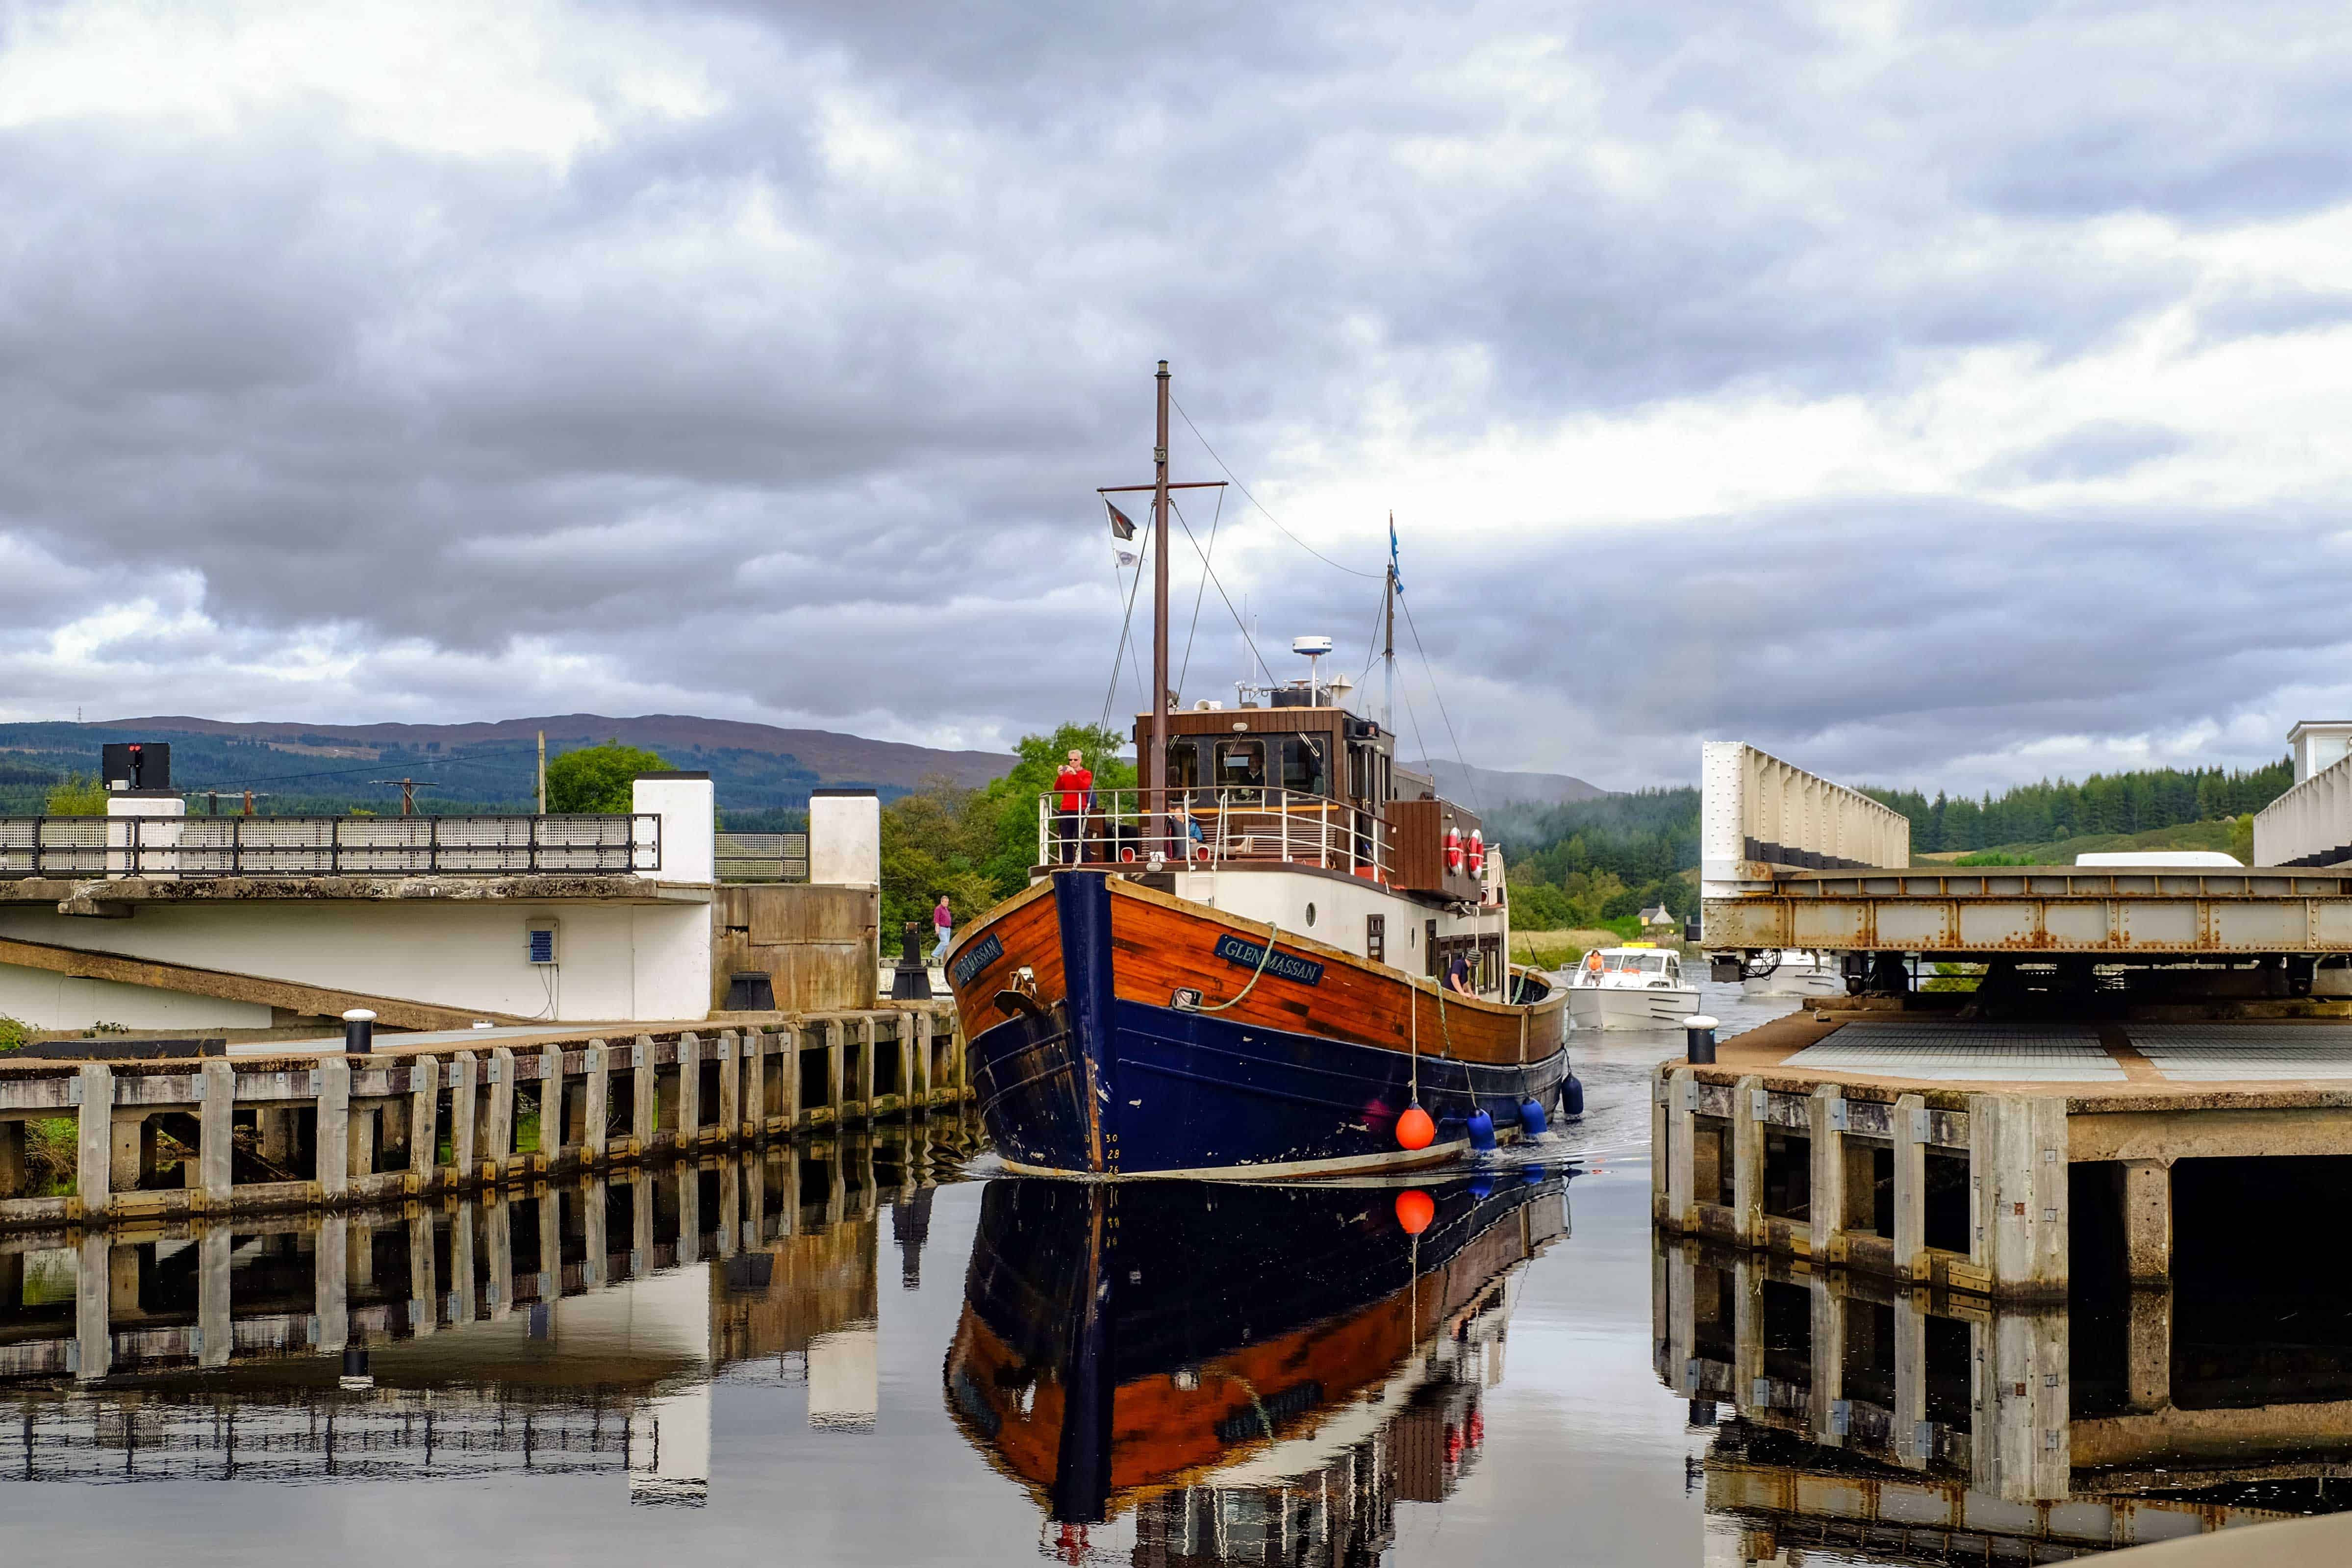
[45,773,107,815]
[545,740,671,813]
[974,723,1138,890]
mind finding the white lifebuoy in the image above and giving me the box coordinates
[1444,825,1464,873]
[1467,829,1485,876]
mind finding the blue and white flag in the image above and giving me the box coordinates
[1389,515,1403,593]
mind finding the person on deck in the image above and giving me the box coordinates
[1053,750,1093,864]
[930,893,953,964]
[1445,948,1475,996]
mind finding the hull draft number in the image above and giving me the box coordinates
[951,932,1005,989]
[1213,934,1324,987]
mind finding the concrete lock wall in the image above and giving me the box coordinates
[0,897,711,1028]
[809,790,880,888]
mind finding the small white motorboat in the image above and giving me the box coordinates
[1740,949,1845,1000]
[1566,945,1700,1030]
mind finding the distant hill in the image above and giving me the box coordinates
[1407,759,1607,810]
[0,714,1013,817]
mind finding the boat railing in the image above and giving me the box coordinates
[1036,787,1390,881]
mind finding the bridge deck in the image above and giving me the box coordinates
[1703,863,2352,956]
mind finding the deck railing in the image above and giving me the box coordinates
[715,831,810,883]
[1037,787,1389,880]
[0,814,659,880]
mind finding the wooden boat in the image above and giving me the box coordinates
[941,1173,1567,1534]
[944,363,1573,1177]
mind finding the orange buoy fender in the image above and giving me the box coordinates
[1394,1188,1435,1235]
[1395,1104,1435,1150]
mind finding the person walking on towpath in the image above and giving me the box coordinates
[1053,749,1093,864]
[931,893,954,965]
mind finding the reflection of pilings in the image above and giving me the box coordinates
[0,1008,967,1233]
[2,1129,932,1394]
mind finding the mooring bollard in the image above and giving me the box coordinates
[891,921,933,1001]
[343,1008,376,1053]
[1685,1014,1720,1064]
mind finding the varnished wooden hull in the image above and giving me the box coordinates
[945,871,1571,1177]
[941,1173,1567,1523]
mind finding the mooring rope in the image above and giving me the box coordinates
[1193,918,1282,1013]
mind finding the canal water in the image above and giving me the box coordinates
[0,981,2338,1563]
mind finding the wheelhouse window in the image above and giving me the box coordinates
[1213,739,1267,797]
[1165,739,1202,803]
[1277,735,1326,797]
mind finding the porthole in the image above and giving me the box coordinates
[1304,902,1317,927]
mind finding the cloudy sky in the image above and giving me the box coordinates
[3,0,2350,792]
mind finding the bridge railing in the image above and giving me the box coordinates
[2254,755,2352,868]
[1701,741,1910,898]
[0,814,659,880]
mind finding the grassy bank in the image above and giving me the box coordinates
[1916,818,2241,867]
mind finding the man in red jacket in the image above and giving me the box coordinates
[1052,749,1093,864]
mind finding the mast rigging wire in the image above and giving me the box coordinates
[1174,483,1225,700]
[1098,512,1154,732]
[1170,396,1382,581]
[1169,496,1274,683]
[1398,593,1483,816]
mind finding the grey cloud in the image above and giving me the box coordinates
[1977,420,2189,486]
[0,0,2348,784]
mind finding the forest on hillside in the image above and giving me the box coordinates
[1493,757,2300,930]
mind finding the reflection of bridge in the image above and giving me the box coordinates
[1654,1237,2333,1563]
[0,1123,971,1498]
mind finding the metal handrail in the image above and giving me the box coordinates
[0,814,660,880]
[1035,787,1389,881]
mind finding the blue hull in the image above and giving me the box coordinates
[966,873,1569,1177]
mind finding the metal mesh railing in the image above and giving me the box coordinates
[0,814,658,879]
[715,832,809,883]
[1037,787,1389,879]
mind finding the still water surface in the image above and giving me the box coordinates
[0,983,2335,1564]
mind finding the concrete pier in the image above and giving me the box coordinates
[0,1004,962,1233]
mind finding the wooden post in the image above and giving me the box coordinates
[539,1047,562,1164]
[583,1040,609,1163]
[1650,1067,1669,1222]
[348,1099,378,1183]
[451,1053,479,1186]
[859,1014,879,1121]
[1664,1068,1695,1231]
[632,1036,658,1158]
[1809,1084,1845,1263]
[741,1027,765,1141]
[784,1020,805,1133]
[913,1011,934,1110]
[109,1115,152,1194]
[717,1149,739,1258]
[484,1048,515,1183]
[826,1020,845,1123]
[632,1168,656,1274]
[1731,1256,1764,1415]
[778,1143,800,1238]
[1732,1075,1766,1246]
[409,1056,441,1190]
[1893,1092,1928,1283]
[677,1032,702,1148]
[77,1064,112,1223]
[744,1150,766,1249]
[717,1030,741,1145]
[896,1016,915,1119]
[317,1056,351,1202]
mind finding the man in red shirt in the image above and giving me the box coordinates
[1053,749,1093,863]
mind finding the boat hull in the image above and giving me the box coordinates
[1565,984,1700,1030]
[951,872,1569,1177]
[1743,966,1844,999]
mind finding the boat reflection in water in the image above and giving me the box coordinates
[943,1171,1568,1563]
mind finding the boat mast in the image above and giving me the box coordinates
[1383,512,1396,731]
[1150,361,1172,859]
